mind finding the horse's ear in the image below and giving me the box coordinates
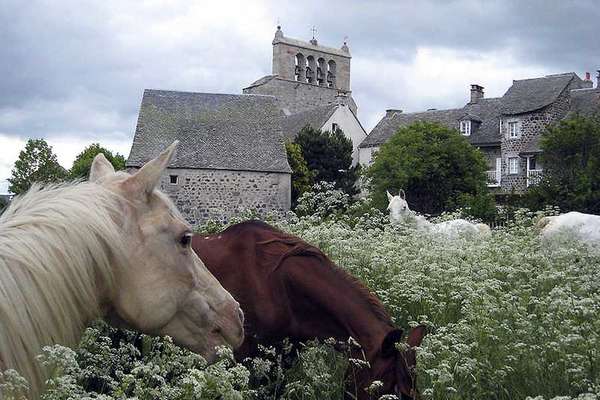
[399,189,406,200]
[123,141,178,196]
[387,190,393,202]
[381,329,403,357]
[407,325,427,347]
[90,153,115,182]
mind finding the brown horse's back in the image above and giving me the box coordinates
[193,221,306,355]
[193,221,389,354]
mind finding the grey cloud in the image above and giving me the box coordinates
[0,0,598,149]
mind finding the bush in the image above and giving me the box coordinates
[285,142,314,207]
[524,114,600,213]
[294,126,359,197]
[366,121,491,215]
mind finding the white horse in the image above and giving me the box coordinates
[387,190,491,238]
[0,142,244,398]
[536,211,600,244]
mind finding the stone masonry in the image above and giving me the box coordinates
[243,26,357,115]
[500,83,574,191]
[244,77,357,114]
[159,168,291,226]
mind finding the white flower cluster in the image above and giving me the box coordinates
[2,205,599,400]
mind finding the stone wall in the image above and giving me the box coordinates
[272,37,351,91]
[499,89,572,192]
[159,168,291,226]
[243,77,357,115]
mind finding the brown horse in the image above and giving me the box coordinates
[192,220,426,400]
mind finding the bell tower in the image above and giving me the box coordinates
[243,26,357,114]
[271,26,351,92]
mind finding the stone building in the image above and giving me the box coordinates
[244,26,365,164]
[126,90,291,226]
[359,72,600,193]
[244,26,356,114]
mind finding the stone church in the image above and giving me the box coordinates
[126,27,366,225]
[245,26,367,164]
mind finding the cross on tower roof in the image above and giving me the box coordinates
[311,26,317,39]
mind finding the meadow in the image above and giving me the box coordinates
[1,203,599,400]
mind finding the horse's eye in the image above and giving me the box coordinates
[179,232,193,248]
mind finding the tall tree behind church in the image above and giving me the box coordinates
[294,125,359,197]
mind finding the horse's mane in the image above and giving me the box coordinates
[226,221,394,327]
[0,182,127,396]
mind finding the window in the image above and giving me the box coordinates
[528,156,537,170]
[508,120,520,138]
[508,157,520,174]
[460,120,471,136]
[332,122,339,132]
[169,175,178,184]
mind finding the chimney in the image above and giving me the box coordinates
[386,109,403,117]
[470,84,484,103]
[597,70,600,89]
[582,72,593,88]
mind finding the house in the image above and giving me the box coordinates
[126,90,291,226]
[359,72,600,192]
[281,99,367,165]
[245,26,365,165]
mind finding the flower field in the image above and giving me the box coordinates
[1,208,599,400]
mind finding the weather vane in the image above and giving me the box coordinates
[311,26,317,39]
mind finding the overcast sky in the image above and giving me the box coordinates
[1,0,599,193]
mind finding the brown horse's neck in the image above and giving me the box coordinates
[279,245,394,361]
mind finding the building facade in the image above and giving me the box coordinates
[126,90,291,226]
[244,26,365,164]
[359,72,600,193]
[243,26,357,115]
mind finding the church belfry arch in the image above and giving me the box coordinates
[327,60,337,88]
[294,53,305,82]
[306,55,316,83]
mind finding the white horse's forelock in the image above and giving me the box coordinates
[0,182,128,396]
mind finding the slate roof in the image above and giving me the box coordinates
[461,98,504,145]
[501,73,579,115]
[360,99,503,149]
[244,75,276,90]
[127,90,291,173]
[569,88,600,118]
[281,104,338,141]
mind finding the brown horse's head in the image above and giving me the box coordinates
[369,325,427,399]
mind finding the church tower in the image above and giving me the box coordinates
[243,26,357,115]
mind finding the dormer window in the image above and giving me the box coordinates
[460,120,471,136]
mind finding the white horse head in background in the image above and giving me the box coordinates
[387,190,410,223]
[386,189,491,238]
[0,142,244,397]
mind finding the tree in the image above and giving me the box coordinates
[0,196,7,213]
[285,142,314,207]
[8,139,67,195]
[524,114,600,213]
[366,121,490,215]
[294,125,359,196]
[70,143,126,180]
